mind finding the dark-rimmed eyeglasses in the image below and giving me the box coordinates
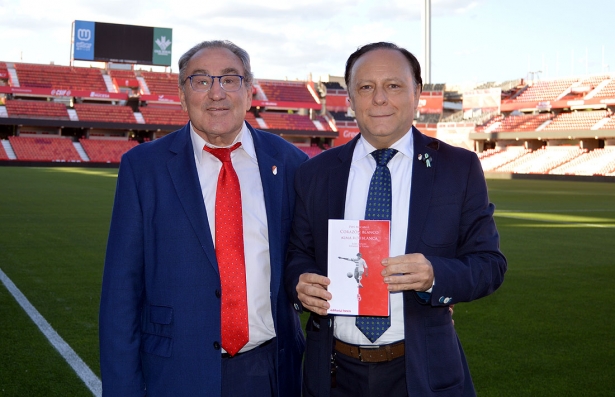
[183,74,244,92]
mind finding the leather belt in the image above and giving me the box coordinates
[334,339,405,363]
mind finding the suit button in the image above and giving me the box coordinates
[215,289,221,298]
[213,341,220,350]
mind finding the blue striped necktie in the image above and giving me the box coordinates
[356,148,397,343]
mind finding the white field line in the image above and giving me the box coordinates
[0,267,102,397]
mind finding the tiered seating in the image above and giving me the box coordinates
[258,81,316,103]
[513,78,578,102]
[79,139,138,163]
[260,112,319,130]
[0,62,8,81]
[5,99,69,120]
[0,143,9,160]
[476,148,502,160]
[475,115,505,132]
[480,146,531,171]
[491,113,552,132]
[542,110,608,131]
[496,146,585,174]
[9,136,81,162]
[599,116,615,130]
[14,63,107,91]
[550,147,615,176]
[297,145,323,158]
[423,83,445,91]
[139,106,188,125]
[141,71,179,95]
[416,113,441,124]
[108,69,137,79]
[245,111,259,127]
[593,79,615,98]
[579,75,609,92]
[314,116,333,131]
[109,69,139,88]
[73,103,136,123]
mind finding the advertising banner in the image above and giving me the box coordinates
[152,27,172,67]
[73,20,95,61]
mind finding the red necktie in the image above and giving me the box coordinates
[203,142,249,356]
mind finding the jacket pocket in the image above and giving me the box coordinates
[141,305,173,357]
[424,315,463,391]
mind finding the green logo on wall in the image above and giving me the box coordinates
[153,27,172,66]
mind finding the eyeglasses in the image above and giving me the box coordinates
[184,74,244,92]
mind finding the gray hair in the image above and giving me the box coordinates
[178,40,253,88]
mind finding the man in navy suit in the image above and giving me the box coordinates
[99,40,307,397]
[285,42,507,396]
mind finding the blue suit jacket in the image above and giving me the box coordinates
[285,128,507,397]
[100,123,307,397]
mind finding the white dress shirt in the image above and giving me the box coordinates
[334,129,414,346]
[190,122,276,353]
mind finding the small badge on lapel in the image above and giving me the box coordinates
[418,153,432,167]
[272,165,278,175]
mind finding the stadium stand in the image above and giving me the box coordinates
[297,144,323,158]
[138,105,188,125]
[591,78,615,98]
[542,110,609,131]
[479,113,553,133]
[9,136,82,162]
[79,138,138,163]
[141,71,179,96]
[599,116,615,130]
[258,80,317,103]
[549,146,615,176]
[259,112,321,131]
[108,69,140,92]
[5,99,70,120]
[2,57,615,177]
[245,111,260,127]
[73,103,136,123]
[14,63,108,92]
[513,78,579,102]
[479,146,532,171]
[495,146,586,174]
[0,142,9,160]
[416,113,441,124]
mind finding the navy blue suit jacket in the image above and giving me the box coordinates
[100,123,307,397]
[285,128,507,396]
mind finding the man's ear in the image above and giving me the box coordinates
[348,93,356,112]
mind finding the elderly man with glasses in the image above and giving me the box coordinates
[99,40,307,397]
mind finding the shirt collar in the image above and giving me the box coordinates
[190,121,256,164]
[354,126,415,163]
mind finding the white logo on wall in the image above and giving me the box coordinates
[155,36,172,56]
[76,28,92,51]
[77,29,91,41]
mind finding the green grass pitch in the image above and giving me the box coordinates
[0,167,614,396]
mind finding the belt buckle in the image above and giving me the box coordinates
[358,348,365,362]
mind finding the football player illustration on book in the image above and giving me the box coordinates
[339,253,368,288]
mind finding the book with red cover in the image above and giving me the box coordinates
[327,219,390,316]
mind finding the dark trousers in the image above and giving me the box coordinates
[331,350,408,397]
[221,339,277,397]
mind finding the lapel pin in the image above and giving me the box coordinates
[418,153,432,167]
[272,165,278,175]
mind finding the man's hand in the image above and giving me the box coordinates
[296,273,331,316]
[381,253,434,292]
